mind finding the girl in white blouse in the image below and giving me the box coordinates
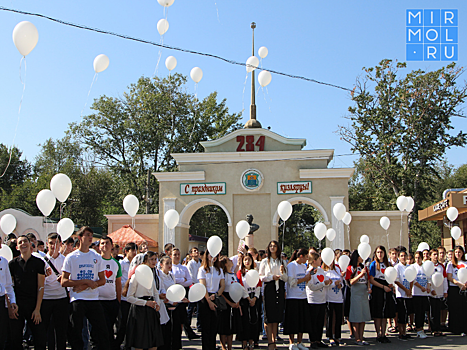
[198,251,225,350]
[446,245,467,335]
[125,252,163,350]
[259,240,288,350]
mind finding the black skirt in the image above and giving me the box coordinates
[125,303,163,348]
[263,280,285,324]
[370,278,396,319]
[283,298,308,335]
[343,284,351,318]
[238,298,259,341]
[218,292,242,336]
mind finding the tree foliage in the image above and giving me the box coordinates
[341,60,467,249]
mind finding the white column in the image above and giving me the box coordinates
[163,198,177,246]
[329,196,345,250]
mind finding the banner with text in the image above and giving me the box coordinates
[181,183,226,196]
[277,181,312,195]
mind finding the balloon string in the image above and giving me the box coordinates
[400,212,403,248]
[214,2,220,22]
[132,217,135,230]
[81,72,98,117]
[241,72,248,112]
[59,202,67,220]
[153,36,164,77]
[189,97,198,141]
[347,225,351,250]
[0,57,26,179]
[386,229,390,250]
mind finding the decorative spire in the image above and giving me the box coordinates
[244,22,262,129]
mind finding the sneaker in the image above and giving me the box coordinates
[417,331,427,339]
[361,341,370,345]
[297,343,308,350]
[398,335,407,341]
[355,341,363,346]
[289,344,299,350]
[404,334,414,340]
[376,337,384,343]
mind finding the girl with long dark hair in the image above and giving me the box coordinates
[259,240,287,350]
[284,248,309,350]
[446,245,467,335]
[198,250,225,350]
[345,250,371,346]
[369,245,396,343]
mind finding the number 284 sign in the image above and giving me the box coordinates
[236,135,265,151]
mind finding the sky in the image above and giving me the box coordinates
[0,0,466,170]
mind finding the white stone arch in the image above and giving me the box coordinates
[179,198,233,228]
[272,196,330,227]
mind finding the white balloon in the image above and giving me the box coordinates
[258,46,268,59]
[384,266,397,284]
[422,260,434,277]
[447,207,459,222]
[36,189,56,217]
[0,214,16,234]
[404,265,417,282]
[0,245,13,262]
[164,209,179,230]
[165,56,177,71]
[190,67,203,83]
[167,284,186,303]
[157,19,169,35]
[338,255,350,271]
[314,223,327,241]
[396,196,408,211]
[432,272,444,287]
[405,197,414,212]
[258,70,272,87]
[188,283,206,303]
[157,0,175,7]
[360,235,370,244]
[135,264,153,289]
[93,54,109,73]
[50,173,72,202]
[342,212,352,225]
[207,235,222,257]
[236,220,250,239]
[277,201,293,221]
[333,203,346,221]
[326,228,336,242]
[123,195,139,217]
[451,226,462,240]
[57,218,75,241]
[358,242,371,260]
[458,268,467,284]
[379,216,390,230]
[12,21,38,56]
[321,247,334,266]
[246,269,259,287]
[229,282,244,303]
[246,56,259,73]
[417,242,430,252]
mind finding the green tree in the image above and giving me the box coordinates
[189,205,229,255]
[341,60,467,249]
[0,144,31,193]
[69,74,242,214]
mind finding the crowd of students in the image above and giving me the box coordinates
[1,227,467,350]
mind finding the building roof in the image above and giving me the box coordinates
[107,225,158,248]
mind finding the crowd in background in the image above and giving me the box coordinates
[1,227,467,350]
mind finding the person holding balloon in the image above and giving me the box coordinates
[125,251,164,350]
[369,246,396,343]
[428,249,448,337]
[306,252,331,349]
[394,250,414,341]
[198,250,225,350]
[259,240,287,350]
[446,245,467,335]
[412,251,430,339]
[345,250,371,346]
[283,248,309,350]
[323,258,344,346]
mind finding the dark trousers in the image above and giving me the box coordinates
[90,299,119,350]
[160,304,184,350]
[326,302,343,340]
[70,300,110,350]
[186,301,200,331]
[0,297,8,349]
[309,303,326,342]
[429,297,442,332]
[396,298,409,325]
[199,298,218,350]
[41,297,69,350]
[412,296,429,329]
[10,299,47,350]
[448,286,467,334]
[115,300,130,349]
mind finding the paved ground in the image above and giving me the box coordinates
[180,320,467,350]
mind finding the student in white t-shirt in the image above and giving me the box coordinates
[61,226,109,350]
[394,250,413,341]
[41,233,69,350]
[446,245,467,335]
[324,260,344,346]
[412,251,430,339]
[428,248,448,337]
[186,247,202,332]
[284,248,309,350]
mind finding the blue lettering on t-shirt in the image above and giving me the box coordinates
[77,270,95,280]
